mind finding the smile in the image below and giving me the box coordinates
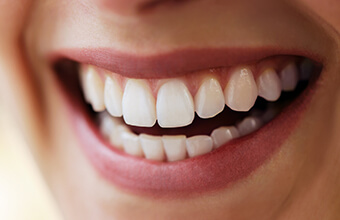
[53,48,322,196]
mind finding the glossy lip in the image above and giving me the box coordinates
[54,47,320,198]
[50,47,321,78]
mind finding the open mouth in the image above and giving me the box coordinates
[53,49,321,196]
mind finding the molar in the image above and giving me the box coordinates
[280,62,298,91]
[256,68,281,101]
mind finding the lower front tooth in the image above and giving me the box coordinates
[122,79,156,127]
[224,67,258,112]
[121,131,144,157]
[211,126,239,149]
[237,117,263,136]
[157,80,195,128]
[140,134,165,161]
[186,135,213,158]
[162,135,187,162]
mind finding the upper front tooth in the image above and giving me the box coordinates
[256,68,281,101]
[195,77,225,118]
[104,76,123,117]
[224,67,258,112]
[156,80,195,128]
[280,63,299,91]
[122,79,156,127]
[81,66,105,112]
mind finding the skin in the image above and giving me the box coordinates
[1,0,340,219]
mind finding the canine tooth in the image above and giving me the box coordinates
[82,66,105,112]
[237,117,263,136]
[186,135,213,158]
[121,131,143,157]
[104,76,123,117]
[157,80,194,128]
[162,135,187,162]
[299,58,313,81]
[211,126,239,149]
[256,68,281,101]
[99,112,118,137]
[122,79,156,127]
[195,77,225,118]
[280,63,299,91]
[224,67,258,111]
[140,134,165,161]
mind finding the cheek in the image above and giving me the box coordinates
[298,0,340,32]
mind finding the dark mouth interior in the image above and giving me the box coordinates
[54,56,322,137]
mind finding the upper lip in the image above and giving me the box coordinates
[50,47,322,79]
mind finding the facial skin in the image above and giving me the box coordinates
[1,0,340,219]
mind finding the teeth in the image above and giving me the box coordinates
[211,126,239,149]
[256,68,282,101]
[109,125,129,150]
[280,63,299,91]
[104,76,123,117]
[81,66,105,112]
[299,58,314,81]
[162,135,187,162]
[186,135,213,158]
[140,134,165,161]
[122,79,156,127]
[224,67,258,111]
[121,131,144,157]
[195,77,225,118]
[157,80,195,128]
[237,116,263,136]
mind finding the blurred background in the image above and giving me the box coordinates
[0,106,62,220]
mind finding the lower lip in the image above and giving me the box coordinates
[59,74,316,198]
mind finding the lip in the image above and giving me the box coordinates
[50,47,321,79]
[53,47,320,198]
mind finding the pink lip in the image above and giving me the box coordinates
[53,47,319,198]
[50,47,321,78]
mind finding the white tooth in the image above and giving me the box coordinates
[195,77,225,118]
[121,131,143,157]
[140,134,165,161]
[224,67,258,111]
[256,68,281,101]
[109,124,129,150]
[99,112,118,137]
[237,117,263,136]
[104,76,123,117]
[82,66,105,112]
[186,135,213,158]
[162,135,187,162]
[299,59,313,81]
[280,63,299,91]
[157,80,195,128]
[211,126,239,149]
[122,79,156,127]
